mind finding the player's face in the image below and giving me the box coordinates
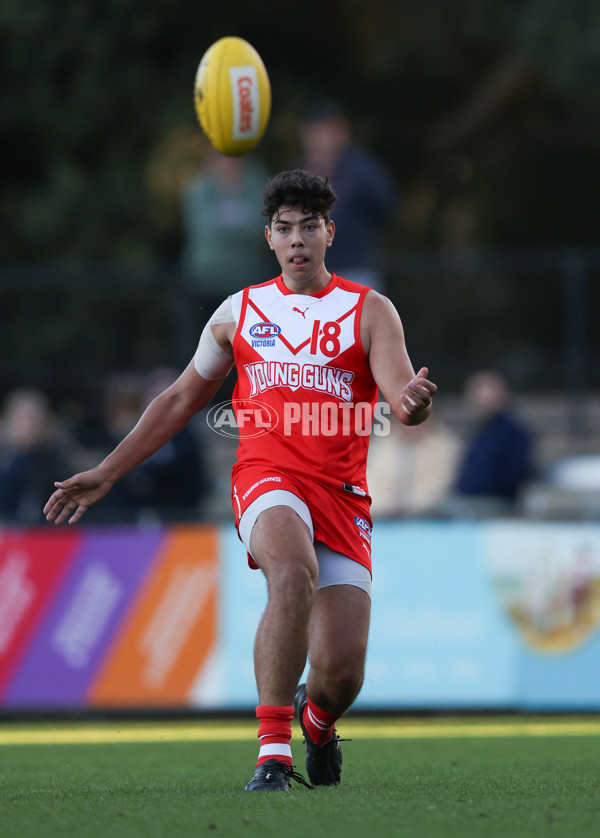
[265,206,335,291]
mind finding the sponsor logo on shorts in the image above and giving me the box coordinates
[241,476,282,502]
[344,483,367,497]
[354,516,372,542]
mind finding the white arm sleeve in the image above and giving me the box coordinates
[193,298,235,380]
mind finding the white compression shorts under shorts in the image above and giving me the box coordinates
[238,489,372,598]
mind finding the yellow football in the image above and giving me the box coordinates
[194,36,271,157]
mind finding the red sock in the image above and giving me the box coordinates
[256,704,294,767]
[302,697,339,746]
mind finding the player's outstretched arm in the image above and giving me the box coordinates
[44,360,225,525]
[362,291,437,425]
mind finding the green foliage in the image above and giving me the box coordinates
[2,0,600,263]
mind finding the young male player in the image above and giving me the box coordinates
[44,170,437,792]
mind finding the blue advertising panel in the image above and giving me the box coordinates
[214,519,600,711]
[362,520,518,708]
[214,520,521,709]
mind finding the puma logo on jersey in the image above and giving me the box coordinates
[292,306,309,318]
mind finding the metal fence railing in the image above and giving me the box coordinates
[2,246,599,405]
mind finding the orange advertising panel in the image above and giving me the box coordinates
[88,526,218,706]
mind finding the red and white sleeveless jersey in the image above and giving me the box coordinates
[230,273,378,492]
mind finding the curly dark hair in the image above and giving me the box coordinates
[262,169,336,223]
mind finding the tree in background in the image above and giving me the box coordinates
[2,0,600,263]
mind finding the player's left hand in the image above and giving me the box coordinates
[400,367,437,422]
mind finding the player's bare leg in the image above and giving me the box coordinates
[250,505,318,705]
[294,583,370,786]
[307,584,370,714]
[245,505,318,791]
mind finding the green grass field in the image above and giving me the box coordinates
[1,717,599,838]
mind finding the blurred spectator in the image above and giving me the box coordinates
[133,367,210,520]
[449,370,535,516]
[180,146,271,322]
[294,102,398,292]
[0,388,79,524]
[88,372,144,521]
[93,369,210,523]
[368,411,461,517]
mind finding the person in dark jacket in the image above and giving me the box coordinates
[295,102,398,292]
[0,388,78,524]
[453,370,534,513]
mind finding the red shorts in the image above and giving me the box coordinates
[231,464,373,573]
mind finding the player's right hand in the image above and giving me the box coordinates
[43,468,113,525]
[399,366,437,422]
